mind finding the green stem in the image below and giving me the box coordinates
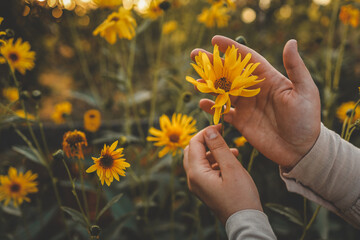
[303,198,307,227]
[77,158,90,220]
[247,147,258,173]
[300,205,321,240]
[170,155,178,240]
[94,179,102,224]
[35,103,50,161]
[341,116,349,138]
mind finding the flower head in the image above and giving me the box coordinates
[197,2,230,28]
[86,140,130,186]
[2,87,19,102]
[51,101,72,124]
[147,113,197,158]
[84,109,101,132]
[234,136,247,147]
[0,38,36,75]
[186,44,263,124]
[0,167,38,207]
[141,0,164,20]
[339,5,360,28]
[15,109,35,120]
[162,20,178,35]
[336,101,360,122]
[62,130,88,159]
[93,7,137,44]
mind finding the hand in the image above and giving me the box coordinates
[191,35,321,170]
[183,125,263,225]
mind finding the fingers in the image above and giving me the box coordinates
[199,99,235,124]
[190,49,213,63]
[283,39,315,94]
[207,148,239,170]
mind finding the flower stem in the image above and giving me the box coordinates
[77,158,90,220]
[300,205,321,240]
[247,147,258,173]
[332,24,349,91]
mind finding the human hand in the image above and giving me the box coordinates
[191,35,321,170]
[183,125,263,225]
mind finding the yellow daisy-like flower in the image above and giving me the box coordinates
[197,2,230,28]
[15,109,35,120]
[0,17,7,46]
[186,44,263,124]
[0,167,38,207]
[162,20,178,35]
[339,4,360,28]
[62,130,88,160]
[336,101,360,122]
[2,87,19,102]
[0,38,36,75]
[51,101,72,124]
[147,113,197,158]
[93,7,137,44]
[93,0,122,8]
[234,136,247,147]
[86,140,130,186]
[84,109,101,132]
[142,0,164,20]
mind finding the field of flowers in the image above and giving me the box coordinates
[0,0,360,239]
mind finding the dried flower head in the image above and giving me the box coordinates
[62,130,88,160]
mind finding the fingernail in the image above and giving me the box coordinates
[206,128,218,140]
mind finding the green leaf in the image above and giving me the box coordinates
[1,204,22,216]
[12,145,45,166]
[96,193,123,221]
[266,203,303,226]
[61,207,88,228]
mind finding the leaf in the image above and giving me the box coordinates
[61,207,88,228]
[12,145,45,166]
[266,203,303,226]
[71,91,99,107]
[96,193,123,221]
[1,204,22,216]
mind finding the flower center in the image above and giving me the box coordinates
[110,16,119,22]
[10,183,21,193]
[8,52,19,62]
[89,114,95,118]
[66,134,85,148]
[100,154,114,169]
[214,77,231,92]
[169,133,180,143]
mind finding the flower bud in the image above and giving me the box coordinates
[346,109,353,117]
[5,29,15,38]
[235,36,247,46]
[20,90,30,100]
[52,149,64,161]
[89,225,101,237]
[159,1,171,11]
[31,90,42,100]
[182,91,192,103]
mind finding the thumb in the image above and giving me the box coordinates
[204,126,240,178]
[283,39,314,93]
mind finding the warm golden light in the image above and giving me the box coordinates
[313,0,331,6]
[259,0,271,10]
[277,5,292,20]
[241,7,256,24]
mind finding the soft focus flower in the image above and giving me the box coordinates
[51,101,72,124]
[86,140,130,186]
[2,87,19,102]
[142,0,164,20]
[147,113,197,158]
[208,0,236,9]
[234,136,247,147]
[162,20,178,35]
[339,5,360,28]
[336,101,360,122]
[0,167,38,207]
[197,2,230,28]
[15,109,35,120]
[0,38,35,75]
[93,7,137,44]
[93,0,122,8]
[62,130,88,160]
[186,45,263,124]
[84,109,101,132]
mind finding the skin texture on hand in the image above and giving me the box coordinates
[183,125,263,225]
[192,35,321,170]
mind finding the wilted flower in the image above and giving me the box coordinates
[93,7,137,44]
[0,38,35,75]
[2,87,19,102]
[186,45,263,124]
[197,2,230,28]
[0,167,38,207]
[336,101,360,122]
[339,5,360,28]
[51,101,72,124]
[62,130,88,160]
[147,113,197,158]
[86,140,130,186]
[162,20,178,35]
[84,109,101,132]
[234,136,247,147]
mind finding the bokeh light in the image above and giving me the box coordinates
[241,7,256,24]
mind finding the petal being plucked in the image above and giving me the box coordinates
[240,88,261,97]
[212,93,229,108]
[213,107,222,125]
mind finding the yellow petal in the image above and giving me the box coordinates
[240,88,261,97]
[86,164,97,173]
[213,107,221,125]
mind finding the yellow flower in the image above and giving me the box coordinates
[93,7,137,44]
[147,113,197,158]
[197,2,230,28]
[336,101,360,122]
[142,0,164,20]
[0,167,38,207]
[15,109,35,120]
[0,17,6,45]
[93,0,122,8]
[162,20,178,35]
[84,109,101,132]
[0,38,36,75]
[339,5,360,28]
[86,140,130,186]
[62,130,88,160]
[51,101,72,124]
[234,136,247,147]
[2,87,19,102]
[186,45,263,124]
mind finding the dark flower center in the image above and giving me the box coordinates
[89,114,95,118]
[66,134,85,148]
[110,16,119,22]
[169,133,180,143]
[8,52,19,62]
[100,154,114,168]
[10,183,21,193]
[214,77,231,92]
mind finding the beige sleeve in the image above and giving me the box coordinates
[280,123,360,228]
